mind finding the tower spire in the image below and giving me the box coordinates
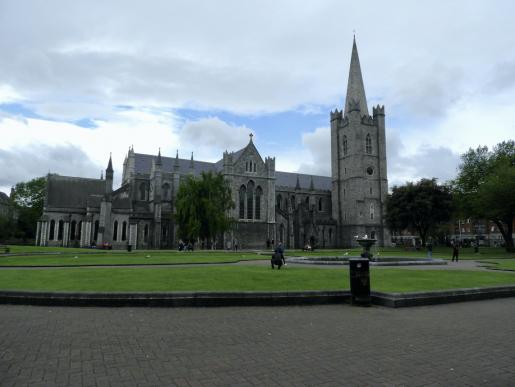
[344,36,369,116]
[106,153,113,172]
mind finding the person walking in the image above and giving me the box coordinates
[451,241,459,262]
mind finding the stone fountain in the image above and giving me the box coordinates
[355,236,377,259]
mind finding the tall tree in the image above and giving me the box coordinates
[386,178,453,246]
[10,176,46,239]
[175,172,234,246]
[452,140,515,251]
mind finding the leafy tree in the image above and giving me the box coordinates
[452,140,515,251]
[386,178,453,246]
[175,172,234,247]
[10,176,46,240]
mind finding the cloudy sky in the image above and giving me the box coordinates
[1,0,514,194]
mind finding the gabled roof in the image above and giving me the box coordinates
[46,175,105,209]
[134,153,220,175]
[276,172,331,191]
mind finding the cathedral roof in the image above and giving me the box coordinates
[134,153,220,175]
[276,172,331,191]
[344,36,369,116]
[46,175,105,209]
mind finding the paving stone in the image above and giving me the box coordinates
[1,299,515,385]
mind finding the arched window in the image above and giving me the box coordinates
[113,221,119,241]
[77,221,82,241]
[122,221,127,241]
[366,134,372,154]
[255,186,263,219]
[49,219,55,240]
[70,221,76,241]
[247,181,254,219]
[162,183,170,201]
[305,196,310,206]
[144,224,149,242]
[343,135,348,155]
[94,220,99,242]
[139,182,147,201]
[370,203,375,220]
[318,198,323,211]
[239,185,246,219]
[58,220,64,240]
[276,194,282,210]
[290,195,295,210]
[329,228,332,241]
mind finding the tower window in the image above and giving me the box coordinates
[239,185,246,219]
[343,135,348,156]
[366,134,372,154]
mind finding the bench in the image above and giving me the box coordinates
[0,245,10,254]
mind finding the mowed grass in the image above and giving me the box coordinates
[0,266,514,293]
[477,259,515,271]
[0,251,263,266]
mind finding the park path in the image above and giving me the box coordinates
[1,299,514,386]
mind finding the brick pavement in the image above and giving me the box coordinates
[1,299,514,386]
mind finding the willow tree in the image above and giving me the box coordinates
[175,172,234,247]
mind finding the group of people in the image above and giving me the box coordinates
[178,240,194,252]
[426,239,460,262]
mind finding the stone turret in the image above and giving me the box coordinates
[105,153,113,195]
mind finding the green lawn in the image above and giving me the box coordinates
[0,251,262,266]
[0,266,514,293]
[477,259,515,271]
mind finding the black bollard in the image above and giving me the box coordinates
[349,258,371,306]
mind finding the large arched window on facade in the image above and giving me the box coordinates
[255,186,263,219]
[49,219,55,240]
[276,194,282,210]
[366,134,372,154]
[113,220,118,241]
[70,220,77,241]
[239,185,246,219]
[343,135,348,155]
[162,183,170,201]
[246,181,254,219]
[122,221,127,241]
[94,220,99,242]
[139,182,147,201]
[58,220,64,240]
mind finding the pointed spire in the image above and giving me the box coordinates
[156,148,162,166]
[106,153,113,172]
[295,175,301,190]
[344,36,369,116]
[100,170,104,180]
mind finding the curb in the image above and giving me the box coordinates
[1,286,515,308]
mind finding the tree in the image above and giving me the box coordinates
[175,172,234,247]
[452,141,515,251]
[10,176,46,240]
[386,178,453,246]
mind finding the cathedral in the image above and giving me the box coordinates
[36,38,390,250]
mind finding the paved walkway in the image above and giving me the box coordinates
[1,299,514,386]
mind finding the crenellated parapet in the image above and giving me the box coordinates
[372,105,385,116]
[330,109,343,122]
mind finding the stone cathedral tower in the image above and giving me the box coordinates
[331,37,390,247]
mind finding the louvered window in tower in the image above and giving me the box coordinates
[366,134,372,154]
[343,135,348,155]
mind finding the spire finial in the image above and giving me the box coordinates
[249,132,254,142]
[156,147,162,166]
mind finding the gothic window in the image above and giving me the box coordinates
[291,195,295,210]
[371,231,376,239]
[162,225,168,238]
[253,163,256,172]
[370,187,372,195]
[122,221,127,241]
[58,220,64,240]
[318,198,323,211]
[245,162,248,172]
[113,220,118,241]
[77,221,82,241]
[70,221,76,241]
[239,185,246,219]
[329,228,332,241]
[247,181,254,219]
[162,183,170,201]
[305,196,310,206]
[276,194,282,210]
[343,135,348,155]
[255,186,263,219]
[49,220,55,240]
[139,182,147,200]
[94,220,99,242]
[366,134,372,154]
[144,224,149,242]
[370,203,375,220]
